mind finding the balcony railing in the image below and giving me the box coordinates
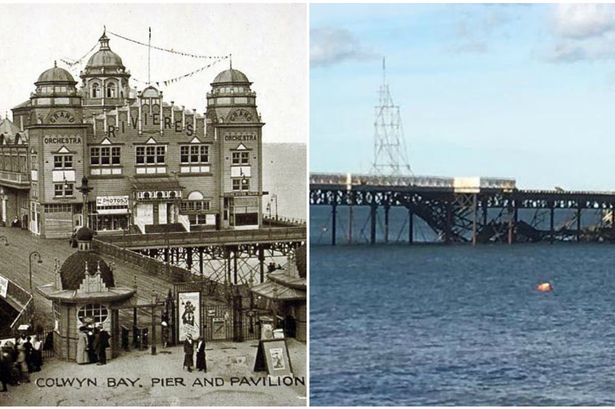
[0,170,29,185]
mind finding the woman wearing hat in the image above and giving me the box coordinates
[183,334,194,372]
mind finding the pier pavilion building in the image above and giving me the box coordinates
[1,32,264,238]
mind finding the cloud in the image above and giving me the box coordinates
[310,27,377,67]
[553,4,615,39]
[448,5,523,55]
[546,4,615,63]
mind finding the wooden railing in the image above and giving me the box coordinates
[92,239,191,283]
[96,226,306,248]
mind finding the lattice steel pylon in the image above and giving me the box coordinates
[371,57,412,176]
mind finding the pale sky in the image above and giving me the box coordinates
[0,3,307,144]
[311,4,615,191]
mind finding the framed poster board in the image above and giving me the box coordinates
[178,291,201,341]
[0,275,7,298]
[253,339,293,376]
[211,317,226,340]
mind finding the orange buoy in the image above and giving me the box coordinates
[536,282,553,292]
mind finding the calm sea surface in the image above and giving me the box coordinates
[311,241,615,405]
[263,143,306,220]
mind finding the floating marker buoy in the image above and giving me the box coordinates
[536,282,553,292]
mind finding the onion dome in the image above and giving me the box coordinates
[75,226,94,241]
[212,68,251,84]
[59,252,115,290]
[86,31,124,69]
[36,63,76,84]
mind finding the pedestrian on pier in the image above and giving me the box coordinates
[161,320,169,348]
[195,336,206,372]
[0,346,11,392]
[94,324,110,365]
[183,334,194,372]
[15,344,29,383]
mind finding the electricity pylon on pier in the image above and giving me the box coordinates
[371,57,412,176]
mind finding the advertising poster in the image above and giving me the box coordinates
[178,291,200,341]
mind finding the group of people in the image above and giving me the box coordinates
[182,333,206,372]
[0,334,44,392]
[77,323,110,365]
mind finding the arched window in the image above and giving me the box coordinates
[188,191,204,200]
[91,83,100,98]
[106,83,116,98]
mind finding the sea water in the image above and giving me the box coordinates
[311,239,615,405]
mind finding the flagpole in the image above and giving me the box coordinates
[148,27,151,85]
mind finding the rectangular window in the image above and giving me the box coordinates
[156,146,165,163]
[232,151,249,165]
[181,145,209,164]
[54,183,74,197]
[111,147,121,164]
[136,147,145,164]
[54,154,73,169]
[100,147,110,165]
[232,178,250,191]
[91,147,100,165]
[136,145,165,166]
[180,146,189,163]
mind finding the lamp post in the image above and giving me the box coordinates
[272,194,278,221]
[77,176,93,228]
[29,251,43,293]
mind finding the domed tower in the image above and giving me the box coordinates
[80,30,132,118]
[25,64,89,238]
[37,226,135,361]
[207,67,264,230]
[29,62,83,125]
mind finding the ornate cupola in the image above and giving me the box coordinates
[30,62,83,125]
[206,66,260,125]
[80,29,132,117]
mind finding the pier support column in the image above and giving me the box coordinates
[550,206,555,244]
[577,207,582,242]
[233,249,239,284]
[408,207,414,244]
[199,247,204,277]
[348,205,353,245]
[507,204,514,245]
[445,201,452,244]
[259,247,265,283]
[471,194,478,246]
[331,203,337,246]
[370,204,377,245]
[186,247,193,272]
[482,201,488,226]
[384,204,390,244]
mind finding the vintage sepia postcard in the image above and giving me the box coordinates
[0,3,307,406]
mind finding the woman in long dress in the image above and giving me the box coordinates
[183,334,194,372]
[195,337,206,372]
[76,327,89,364]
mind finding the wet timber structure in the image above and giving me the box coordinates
[310,173,615,245]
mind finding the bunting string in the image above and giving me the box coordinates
[60,41,100,68]
[107,29,229,60]
[131,58,225,88]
